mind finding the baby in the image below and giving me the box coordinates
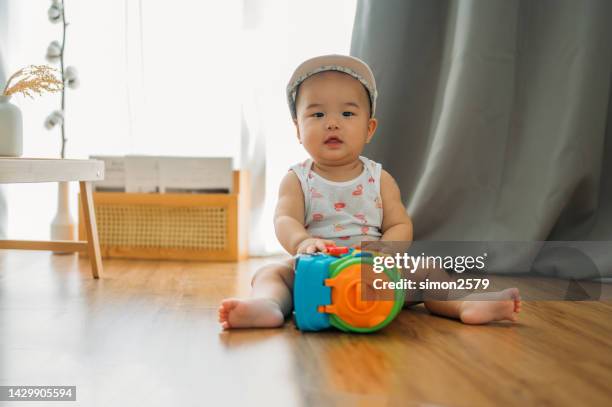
[219,55,521,329]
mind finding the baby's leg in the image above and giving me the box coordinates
[406,267,521,324]
[424,288,521,324]
[218,259,294,329]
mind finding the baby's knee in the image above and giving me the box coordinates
[251,260,294,287]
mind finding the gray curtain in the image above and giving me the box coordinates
[352,0,612,244]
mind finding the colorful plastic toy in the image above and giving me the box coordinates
[293,245,405,333]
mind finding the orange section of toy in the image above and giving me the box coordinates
[323,263,394,328]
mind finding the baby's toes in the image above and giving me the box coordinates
[514,297,522,312]
[218,300,238,322]
[220,298,240,312]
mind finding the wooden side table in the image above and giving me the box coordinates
[0,158,105,278]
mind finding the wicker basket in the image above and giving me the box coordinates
[78,171,249,261]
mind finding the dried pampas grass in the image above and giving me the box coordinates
[2,65,63,99]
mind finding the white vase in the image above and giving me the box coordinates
[51,181,76,252]
[0,95,23,157]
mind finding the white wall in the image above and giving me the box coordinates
[0,0,9,238]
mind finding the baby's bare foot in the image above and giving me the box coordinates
[218,298,285,329]
[459,288,521,325]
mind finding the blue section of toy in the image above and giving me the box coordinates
[293,253,337,331]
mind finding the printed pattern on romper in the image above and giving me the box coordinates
[289,156,383,248]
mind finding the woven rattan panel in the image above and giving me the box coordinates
[96,204,227,250]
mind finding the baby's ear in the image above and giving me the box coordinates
[366,118,378,143]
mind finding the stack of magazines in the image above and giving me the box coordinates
[90,155,234,194]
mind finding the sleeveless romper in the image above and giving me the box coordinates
[289,156,384,248]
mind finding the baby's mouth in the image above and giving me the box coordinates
[324,136,343,145]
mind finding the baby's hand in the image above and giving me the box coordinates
[296,238,336,254]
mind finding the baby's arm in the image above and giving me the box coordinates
[379,170,413,241]
[274,171,334,255]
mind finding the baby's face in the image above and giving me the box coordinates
[294,71,377,167]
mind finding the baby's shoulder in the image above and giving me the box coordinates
[379,169,402,197]
[278,170,304,197]
[281,168,302,185]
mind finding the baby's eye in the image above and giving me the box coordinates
[342,111,355,117]
[313,112,324,118]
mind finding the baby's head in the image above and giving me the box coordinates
[286,55,378,167]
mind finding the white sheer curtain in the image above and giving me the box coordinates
[2,0,356,253]
[241,0,356,254]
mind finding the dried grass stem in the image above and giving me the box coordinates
[2,65,63,99]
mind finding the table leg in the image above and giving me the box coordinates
[79,181,103,278]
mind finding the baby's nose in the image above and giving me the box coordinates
[326,120,339,130]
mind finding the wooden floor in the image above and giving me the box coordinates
[1,251,611,407]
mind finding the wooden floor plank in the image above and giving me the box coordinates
[0,250,611,406]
